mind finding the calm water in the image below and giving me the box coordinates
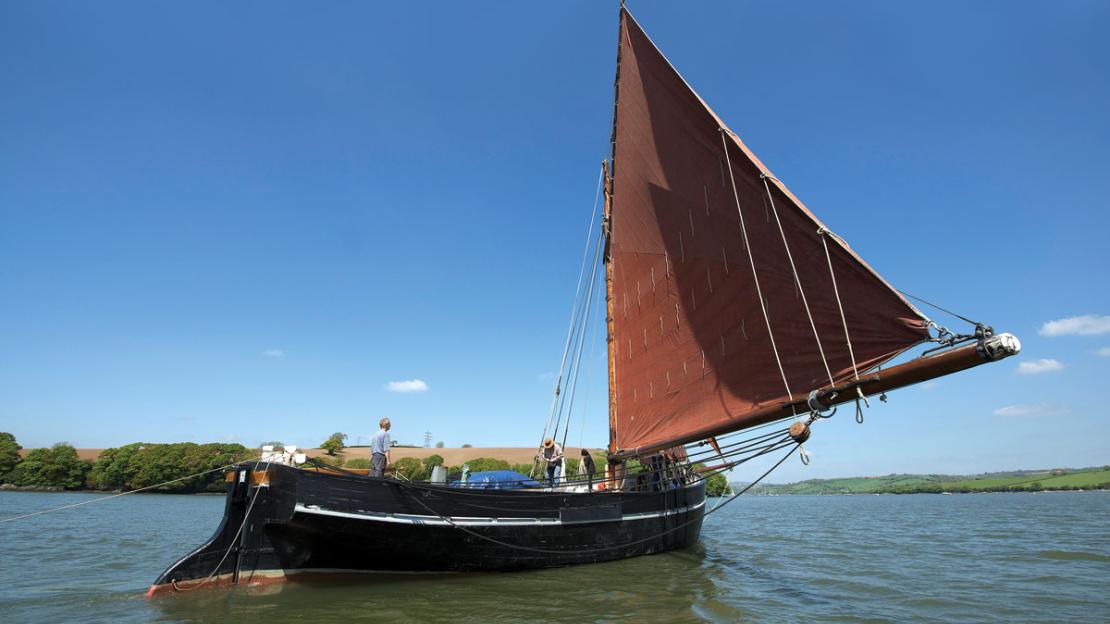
[1,490,1107,623]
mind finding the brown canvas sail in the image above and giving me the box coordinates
[607,10,930,454]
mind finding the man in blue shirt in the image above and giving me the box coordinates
[370,417,391,477]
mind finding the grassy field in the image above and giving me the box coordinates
[758,467,1110,495]
[945,468,1110,491]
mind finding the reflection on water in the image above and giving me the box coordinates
[1,491,1108,623]
[151,550,725,624]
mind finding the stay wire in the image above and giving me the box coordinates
[683,428,791,463]
[696,437,797,482]
[539,166,606,452]
[577,278,604,451]
[897,289,980,327]
[557,236,605,449]
[552,228,605,449]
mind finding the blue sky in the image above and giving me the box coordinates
[1,1,1107,481]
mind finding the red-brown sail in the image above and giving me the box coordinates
[608,10,930,454]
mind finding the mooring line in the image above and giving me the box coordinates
[171,461,270,592]
[0,461,242,524]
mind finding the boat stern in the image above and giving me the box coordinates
[146,463,294,596]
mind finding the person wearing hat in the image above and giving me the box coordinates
[538,438,564,487]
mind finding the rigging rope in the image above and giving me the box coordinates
[538,165,607,455]
[407,443,800,556]
[0,461,243,524]
[817,228,869,424]
[575,264,605,452]
[720,129,796,413]
[684,427,789,463]
[760,175,836,388]
[556,235,605,450]
[817,229,860,383]
[897,289,980,327]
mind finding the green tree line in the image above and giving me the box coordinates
[0,434,89,489]
[0,432,253,493]
[1,431,732,495]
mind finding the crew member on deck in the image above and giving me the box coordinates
[370,418,391,477]
[581,449,597,490]
[538,438,564,487]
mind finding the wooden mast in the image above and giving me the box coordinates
[605,6,626,461]
[603,162,617,457]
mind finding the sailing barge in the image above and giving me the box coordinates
[148,7,1019,596]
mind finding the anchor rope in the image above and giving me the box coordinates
[171,461,271,592]
[0,461,244,524]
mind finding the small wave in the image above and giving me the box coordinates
[1038,550,1110,562]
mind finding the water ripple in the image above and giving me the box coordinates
[1,491,1108,622]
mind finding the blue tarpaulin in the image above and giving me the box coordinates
[451,470,541,489]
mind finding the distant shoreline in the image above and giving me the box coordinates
[0,484,224,495]
[744,466,1110,496]
[748,488,1110,496]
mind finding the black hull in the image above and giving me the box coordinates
[148,463,706,594]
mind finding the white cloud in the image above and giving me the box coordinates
[919,381,940,391]
[386,379,429,393]
[1039,314,1110,337]
[1015,358,1064,375]
[262,349,285,358]
[1096,347,1110,358]
[538,372,556,382]
[993,403,1070,418]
